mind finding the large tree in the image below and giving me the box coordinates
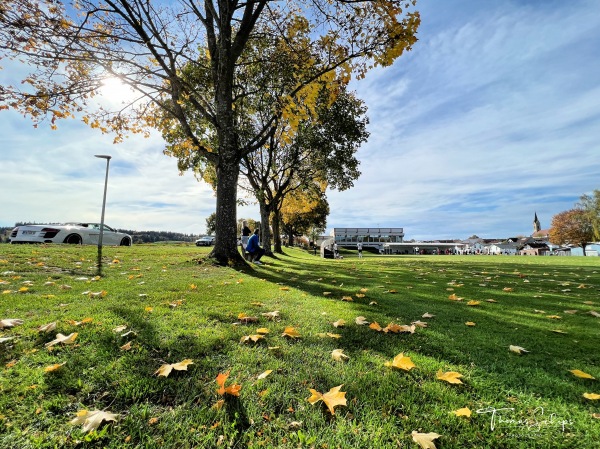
[0,0,420,264]
[578,190,600,241]
[549,208,594,256]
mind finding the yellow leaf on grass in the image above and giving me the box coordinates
[509,345,529,355]
[45,333,78,348]
[467,300,480,306]
[113,325,127,333]
[68,317,93,326]
[257,370,273,380]
[240,334,265,343]
[369,322,383,332]
[570,369,595,379]
[547,315,561,319]
[70,409,119,433]
[307,385,347,415]
[331,349,349,361]
[155,359,194,377]
[120,341,132,351]
[261,311,280,320]
[0,319,24,329]
[212,399,225,410]
[452,407,472,418]
[448,293,463,301]
[323,292,332,296]
[280,287,290,291]
[44,362,66,373]
[465,322,476,326]
[384,323,415,334]
[355,293,366,298]
[384,353,416,371]
[281,327,300,338]
[256,328,269,334]
[341,296,353,302]
[503,287,513,292]
[437,370,463,384]
[412,431,441,449]
[145,307,153,313]
[411,320,428,328]
[317,332,342,339]
[360,288,368,293]
[216,372,242,396]
[355,316,369,325]
[37,322,57,333]
[583,393,600,400]
[333,319,346,328]
[422,313,435,318]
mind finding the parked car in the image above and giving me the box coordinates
[195,236,215,246]
[10,223,132,246]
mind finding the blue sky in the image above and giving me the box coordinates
[1,0,599,240]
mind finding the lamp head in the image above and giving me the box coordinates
[95,154,112,160]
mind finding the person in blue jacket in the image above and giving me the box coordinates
[246,229,266,265]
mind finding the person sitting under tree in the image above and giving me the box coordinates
[246,229,266,265]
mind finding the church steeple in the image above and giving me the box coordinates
[533,212,541,233]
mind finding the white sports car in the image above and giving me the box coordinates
[9,223,132,246]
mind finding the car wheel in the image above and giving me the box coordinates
[64,234,82,244]
[120,237,132,246]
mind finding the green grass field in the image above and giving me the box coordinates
[1,245,599,448]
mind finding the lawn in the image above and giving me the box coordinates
[1,245,599,448]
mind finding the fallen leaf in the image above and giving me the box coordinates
[569,369,595,379]
[332,349,349,361]
[261,311,280,320]
[355,293,365,298]
[240,334,265,343]
[120,341,132,351]
[44,362,66,373]
[68,317,93,326]
[436,370,463,384]
[38,322,57,333]
[155,359,194,377]
[551,329,567,334]
[0,319,24,329]
[503,287,513,292]
[546,315,561,319]
[384,323,415,334]
[590,311,600,318]
[411,320,428,328]
[412,431,441,449]
[384,353,416,371]
[486,299,498,303]
[113,325,127,333]
[45,333,78,348]
[355,316,369,325]
[369,322,383,332]
[452,407,471,418]
[257,370,273,380]
[583,393,600,400]
[280,287,290,291]
[466,300,480,306]
[509,345,529,355]
[323,292,332,296]
[341,296,353,302]
[216,372,242,396]
[148,417,159,425]
[563,310,578,314]
[256,328,269,334]
[307,385,347,415]
[465,322,476,326]
[212,399,225,410]
[448,294,463,301]
[422,313,435,318]
[281,327,300,338]
[70,409,119,433]
[333,319,346,328]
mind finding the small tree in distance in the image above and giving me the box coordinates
[549,209,594,256]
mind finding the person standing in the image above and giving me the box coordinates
[246,229,266,265]
[241,220,251,247]
[357,241,363,258]
[333,242,339,259]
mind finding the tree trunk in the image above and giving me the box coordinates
[273,209,283,253]
[259,202,273,256]
[209,155,244,264]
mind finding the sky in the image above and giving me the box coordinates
[1,0,599,240]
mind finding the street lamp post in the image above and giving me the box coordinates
[95,155,112,274]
